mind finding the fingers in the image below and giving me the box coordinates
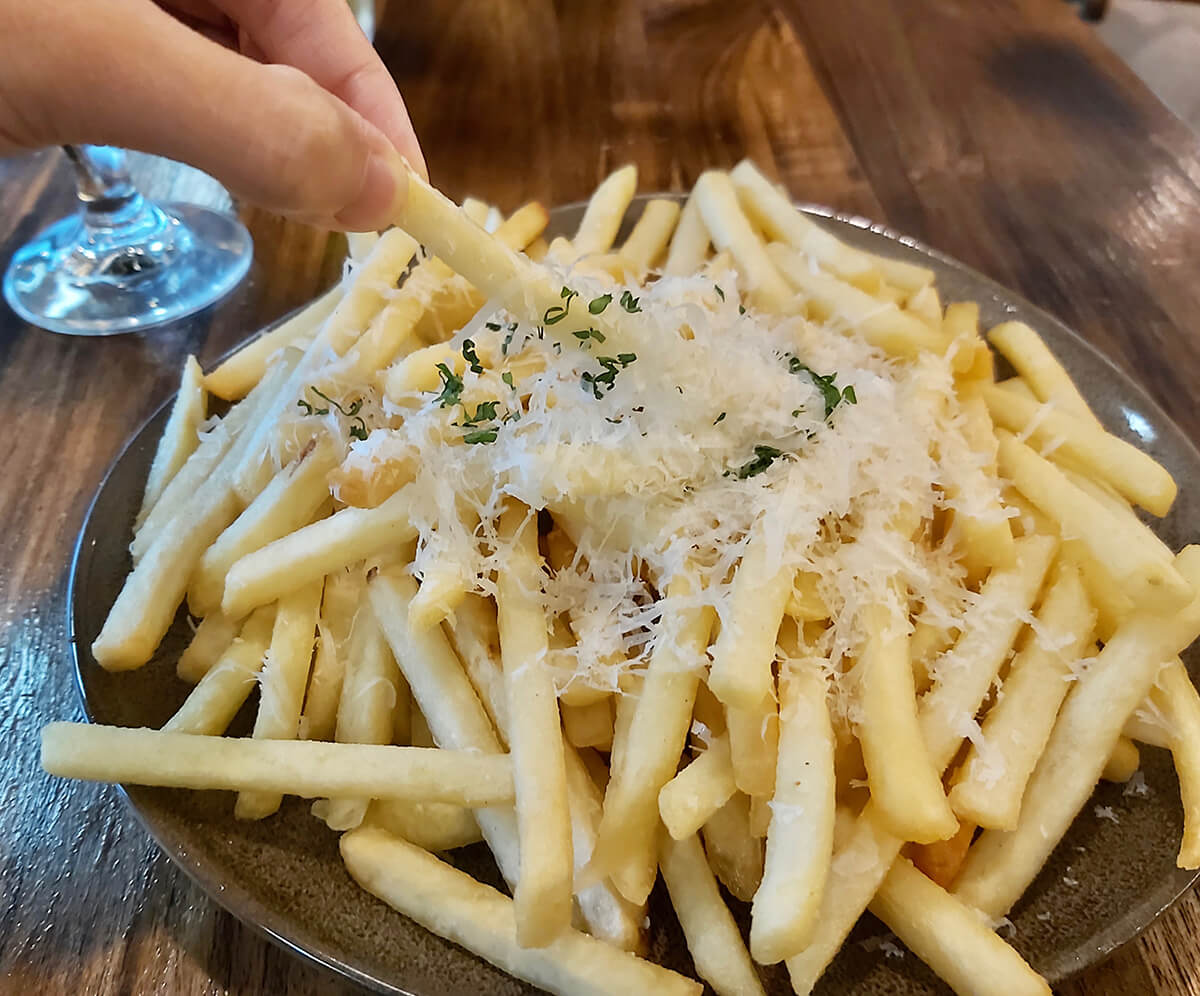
[0,0,410,231]
[211,0,426,180]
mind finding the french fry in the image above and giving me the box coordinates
[786,537,1057,992]
[954,547,1200,918]
[366,798,483,852]
[942,300,979,343]
[132,354,296,563]
[573,164,638,256]
[589,572,715,905]
[316,594,402,831]
[445,594,510,743]
[857,580,957,844]
[97,470,242,669]
[163,605,275,734]
[190,438,337,616]
[340,826,701,996]
[944,395,1016,582]
[784,806,902,994]
[693,171,794,312]
[561,744,645,954]
[234,579,323,820]
[948,560,1096,830]
[222,487,417,619]
[982,383,1176,516]
[1102,736,1140,783]
[996,431,1190,610]
[750,663,835,964]
[204,285,341,401]
[659,733,737,841]
[608,670,643,789]
[137,355,206,528]
[230,228,420,501]
[921,535,1058,767]
[785,570,827,622]
[43,723,513,806]
[708,529,791,711]
[995,376,1038,402]
[93,354,312,670]
[1152,658,1200,868]
[909,820,976,889]
[664,192,711,277]
[368,566,518,882]
[748,794,772,839]
[659,830,766,996]
[906,284,942,336]
[986,320,1102,427]
[702,792,764,903]
[406,529,479,632]
[727,694,779,799]
[495,504,573,947]
[729,159,883,292]
[342,202,550,376]
[561,698,614,750]
[176,612,238,684]
[869,857,1050,996]
[346,230,381,259]
[909,616,953,695]
[299,568,364,742]
[430,577,641,950]
[768,243,944,359]
[620,198,681,274]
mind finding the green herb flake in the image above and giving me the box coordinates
[502,371,515,389]
[731,445,785,479]
[544,288,578,326]
[714,412,727,424]
[461,338,484,374]
[298,387,370,441]
[738,305,746,316]
[588,294,612,315]
[433,363,464,408]
[619,289,642,313]
[485,321,502,331]
[462,400,501,426]
[463,428,499,445]
[785,355,856,420]
[714,284,725,301]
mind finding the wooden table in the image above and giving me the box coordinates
[3,1,1200,993]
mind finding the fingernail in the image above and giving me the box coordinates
[335,146,409,232]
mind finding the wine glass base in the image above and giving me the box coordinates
[3,202,253,336]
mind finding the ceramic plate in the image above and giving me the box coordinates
[69,196,1200,995]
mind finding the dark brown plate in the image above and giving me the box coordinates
[69,197,1200,995]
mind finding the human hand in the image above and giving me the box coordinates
[0,0,425,231]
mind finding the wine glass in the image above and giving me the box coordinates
[2,145,253,336]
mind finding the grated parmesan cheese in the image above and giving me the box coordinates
[312,260,991,700]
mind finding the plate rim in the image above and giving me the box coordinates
[67,194,1200,994]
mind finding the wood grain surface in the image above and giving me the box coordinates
[3,0,1200,993]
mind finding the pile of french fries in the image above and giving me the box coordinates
[41,159,1200,996]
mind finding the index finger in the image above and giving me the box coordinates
[217,0,427,178]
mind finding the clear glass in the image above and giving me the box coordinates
[2,146,253,336]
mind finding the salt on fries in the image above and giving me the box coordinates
[44,159,1200,996]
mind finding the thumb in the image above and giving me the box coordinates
[1,0,411,231]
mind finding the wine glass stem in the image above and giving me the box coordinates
[63,145,144,225]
